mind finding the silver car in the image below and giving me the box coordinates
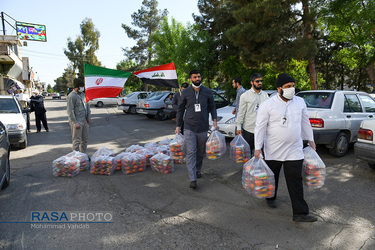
[117,91,151,114]
[354,119,375,170]
[0,120,10,191]
[136,91,173,121]
[297,90,375,157]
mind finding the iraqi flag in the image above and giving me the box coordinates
[133,62,179,88]
[84,64,132,102]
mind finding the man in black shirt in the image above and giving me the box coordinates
[30,89,49,133]
[175,70,217,189]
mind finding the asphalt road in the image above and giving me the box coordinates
[1,97,375,249]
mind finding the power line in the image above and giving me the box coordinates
[22,48,123,59]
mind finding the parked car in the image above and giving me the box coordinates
[164,90,231,119]
[354,119,375,170]
[0,95,28,149]
[52,93,61,99]
[88,97,120,107]
[136,91,173,120]
[297,90,375,157]
[209,90,277,138]
[60,91,65,97]
[117,91,151,114]
[0,120,10,191]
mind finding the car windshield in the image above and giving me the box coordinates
[148,92,166,100]
[145,92,160,99]
[297,92,334,109]
[125,93,136,98]
[149,93,167,101]
[0,98,20,113]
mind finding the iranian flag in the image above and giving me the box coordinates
[84,64,132,102]
[133,62,179,88]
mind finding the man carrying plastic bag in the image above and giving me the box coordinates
[254,73,318,222]
[175,70,217,189]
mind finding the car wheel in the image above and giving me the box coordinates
[129,106,137,115]
[156,109,167,121]
[329,132,349,157]
[19,134,27,149]
[369,163,375,170]
[146,114,155,119]
[96,101,104,107]
[2,150,10,189]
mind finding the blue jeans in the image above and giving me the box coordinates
[184,129,208,181]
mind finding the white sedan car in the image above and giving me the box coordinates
[209,104,237,138]
[88,97,119,107]
[354,119,375,170]
[209,90,277,138]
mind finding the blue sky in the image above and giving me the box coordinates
[1,0,199,86]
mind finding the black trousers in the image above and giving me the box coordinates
[241,128,255,153]
[265,159,309,215]
[26,112,30,131]
[35,112,49,132]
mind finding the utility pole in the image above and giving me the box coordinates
[1,12,6,35]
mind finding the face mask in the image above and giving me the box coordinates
[281,87,295,100]
[79,87,85,93]
[192,80,201,88]
[32,94,36,97]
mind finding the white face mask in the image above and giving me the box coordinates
[78,87,85,93]
[32,94,36,97]
[281,87,295,100]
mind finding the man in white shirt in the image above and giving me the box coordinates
[235,73,269,152]
[254,73,317,222]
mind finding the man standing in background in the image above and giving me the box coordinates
[67,78,91,153]
[30,89,49,133]
[231,77,246,116]
[236,73,269,152]
[172,82,189,133]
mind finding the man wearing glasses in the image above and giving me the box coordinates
[235,73,269,153]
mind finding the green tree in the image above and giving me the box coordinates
[122,0,168,68]
[320,0,375,88]
[47,84,53,93]
[53,65,76,93]
[64,18,101,78]
[152,17,195,84]
[193,0,240,88]
[116,59,143,93]
[226,0,320,89]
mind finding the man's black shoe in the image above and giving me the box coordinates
[46,129,49,132]
[190,181,197,189]
[36,130,40,133]
[266,200,277,208]
[293,214,317,222]
[196,171,202,178]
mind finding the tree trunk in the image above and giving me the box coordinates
[365,61,375,89]
[302,0,318,90]
[309,58,318,90]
